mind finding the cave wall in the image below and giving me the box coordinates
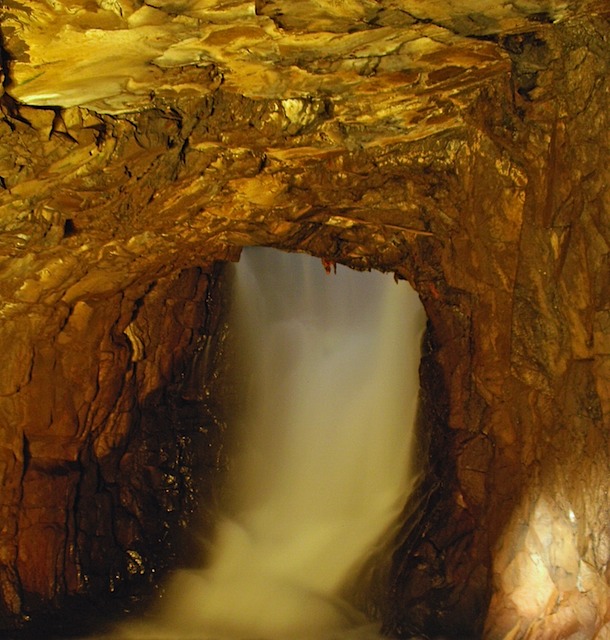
[0,1,609,637]
[382,23,610,636]
[0,264,226,625]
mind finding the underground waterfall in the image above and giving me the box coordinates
[115,248,426,639]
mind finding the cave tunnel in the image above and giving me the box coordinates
[0,1,609,638]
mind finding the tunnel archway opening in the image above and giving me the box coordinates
[109,246,430,640]
[6,246,470,640]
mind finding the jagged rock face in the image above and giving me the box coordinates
[0,265,228,623]
[0,1,609,637]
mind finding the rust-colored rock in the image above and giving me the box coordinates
[0,0,609,637]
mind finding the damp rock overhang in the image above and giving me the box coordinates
[0,0,610,638]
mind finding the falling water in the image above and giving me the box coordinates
[118,248,425,640]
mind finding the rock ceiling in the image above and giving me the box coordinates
[2,0,584,118]
[0,0,607,301]
[0,0,604,186]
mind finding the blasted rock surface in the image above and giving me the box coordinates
[0,0,609,637]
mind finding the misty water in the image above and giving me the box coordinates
[116,248,426,640]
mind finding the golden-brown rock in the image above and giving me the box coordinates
[0,0,609,637]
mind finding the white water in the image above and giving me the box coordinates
[117,248,425,640]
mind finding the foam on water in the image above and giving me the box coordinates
[116,248,425,640]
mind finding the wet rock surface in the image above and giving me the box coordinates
[0,1,609,637]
